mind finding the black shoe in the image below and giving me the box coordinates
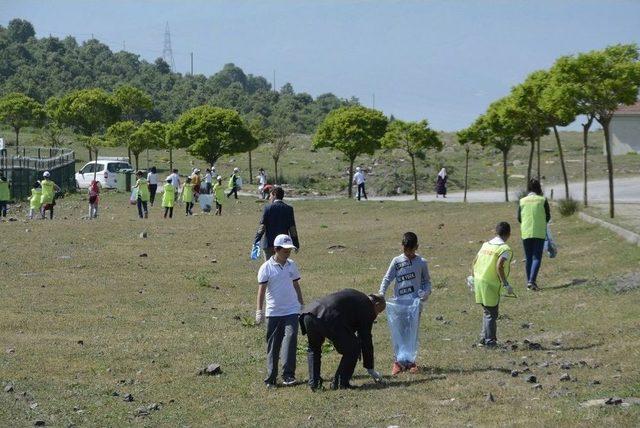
[330,381,358,390]
[309,378,323,391]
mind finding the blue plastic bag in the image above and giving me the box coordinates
[544,223,557,258]
[250,243,261,260]
[386,298,422,364]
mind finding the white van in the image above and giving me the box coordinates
[75,157,132,189]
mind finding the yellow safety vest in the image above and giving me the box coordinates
[30,188,42,209]
[0,181,9,201]
[213,182,224,203]
[474,242,512,307]
[162,183,175,208]
[182,185,193,203]
[137,178,150,202]
[520,194,547,239]
[41,180,55,204]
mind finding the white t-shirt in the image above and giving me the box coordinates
[204,173,212,184]
[353,171,366,185]
[258,173,267,188]
[147,172,158,185]
[169,173,180,188]
[257,257,301,317]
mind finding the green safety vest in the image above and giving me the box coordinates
[162,183,175,207]
[40,180,55,204]
[213,183,224,203]
[137,178,150,202]
[0,181,9,201]
[30,188,42,209]
[520,194,547,239]
[474,242,512,307]
[182,185,193,203]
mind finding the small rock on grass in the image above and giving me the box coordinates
[4,383,14,393]
[525,375,537,383]
[511,370,519,377]
[123,393,134,402]
[485,392,495,402]
[139,231,147,238]
[139,253,148,257]
[33,420,45,426]
[198,363,222,376]
[532,383,543,390]
[560,373,571,382]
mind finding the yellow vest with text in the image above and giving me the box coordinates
[40,180,55,204]
[0,181,9,201]
[474,242,512,307]
[520,194,547,239]
[137,178,150,202]
[162,183,175,207]
[182,185,193,203]
[213,182,224,203]
[30,188,42,209]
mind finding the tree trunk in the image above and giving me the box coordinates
[582,117,593,207]
[273,157,279,184]
[128,147,132,165]
[536,137,541,180]
[134,153,139,171]
[169,147,173,171]
[601,117,615,218]
[348,157,354,198]
[526,138,535,183]
[248,150,253,185]
[410,154,418,201]
[552,125,569,199]
[14,127,20,147]
[88,148,93,161]
[502,149,509,202]
[463,147,470,203]
[146,149,150,170]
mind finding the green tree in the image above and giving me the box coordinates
[7,19,35,43]
[381,119,442,201]
[106,120,137,163]
[456,125,481,203]
[0,92,44,146]
[130,121,166,170]
[172,105,256,166]
[313,106,388,198]
[40,96,68,147]
[57,88,121,160]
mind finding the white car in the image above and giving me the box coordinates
[75,158,133,189]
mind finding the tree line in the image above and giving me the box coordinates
[457,43,640,218]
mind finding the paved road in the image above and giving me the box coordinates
[368,177,640,204]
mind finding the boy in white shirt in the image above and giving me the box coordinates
[256,234,304,387]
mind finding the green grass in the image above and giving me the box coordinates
[1,192,639,426]
[4,126,640,198]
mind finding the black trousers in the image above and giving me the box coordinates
[301,314,359,388]
[227,186,238,199]
[148,184,158,205]
[357,183,367,200]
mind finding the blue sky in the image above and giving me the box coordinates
[1,0,639,131]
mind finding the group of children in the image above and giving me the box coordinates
[24,171,62,220]
[256,224,516,388]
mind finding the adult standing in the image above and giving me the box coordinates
[353,167,367,201]
[299,289,385,390]
[147,166,158,206]
[227,167,241,199]
[203,168,213,194]
[253,186,300,261]
[517,179,551,291]
[168,169,181,197]
[436,168,447,198]
[257,168,268,199]
[190,168,201,201]
[40,171,60,220]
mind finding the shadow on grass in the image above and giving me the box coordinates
[543,278,589,291]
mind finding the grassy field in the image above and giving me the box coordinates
[1,192,639,426]
[4,126,640,197]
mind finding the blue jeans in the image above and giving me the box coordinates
[522,238,545,284]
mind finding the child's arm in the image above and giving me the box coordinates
[419,259,432,298]
[378,259,395,296]
[292,279,303,306]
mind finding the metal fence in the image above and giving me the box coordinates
[0,146,76,200]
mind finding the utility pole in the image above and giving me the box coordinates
[162,22,176,72]
[190,52,193,75]
[372,93,375,109]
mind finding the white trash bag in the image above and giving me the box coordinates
[386,298,422,364]
[199,193,213,212]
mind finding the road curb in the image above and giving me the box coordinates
[578,212,640,246]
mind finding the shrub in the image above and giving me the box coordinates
[558,198,579,217]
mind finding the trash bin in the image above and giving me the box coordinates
[116,169,134,192]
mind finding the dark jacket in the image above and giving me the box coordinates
[254,199,299,249]
[301,288,376,369]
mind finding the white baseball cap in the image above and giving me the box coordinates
[216,175,222,180]
[356,167,361,172]
[43,171,50,177]
[233,167,239,172]
[273,234,296,249]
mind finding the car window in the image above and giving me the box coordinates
[81,164,94,174]
[95,164,105,172]
[107,162,131,172]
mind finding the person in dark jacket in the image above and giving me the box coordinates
[254,186,299,260]
[299,289,385,390]
[435,168,447,198]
